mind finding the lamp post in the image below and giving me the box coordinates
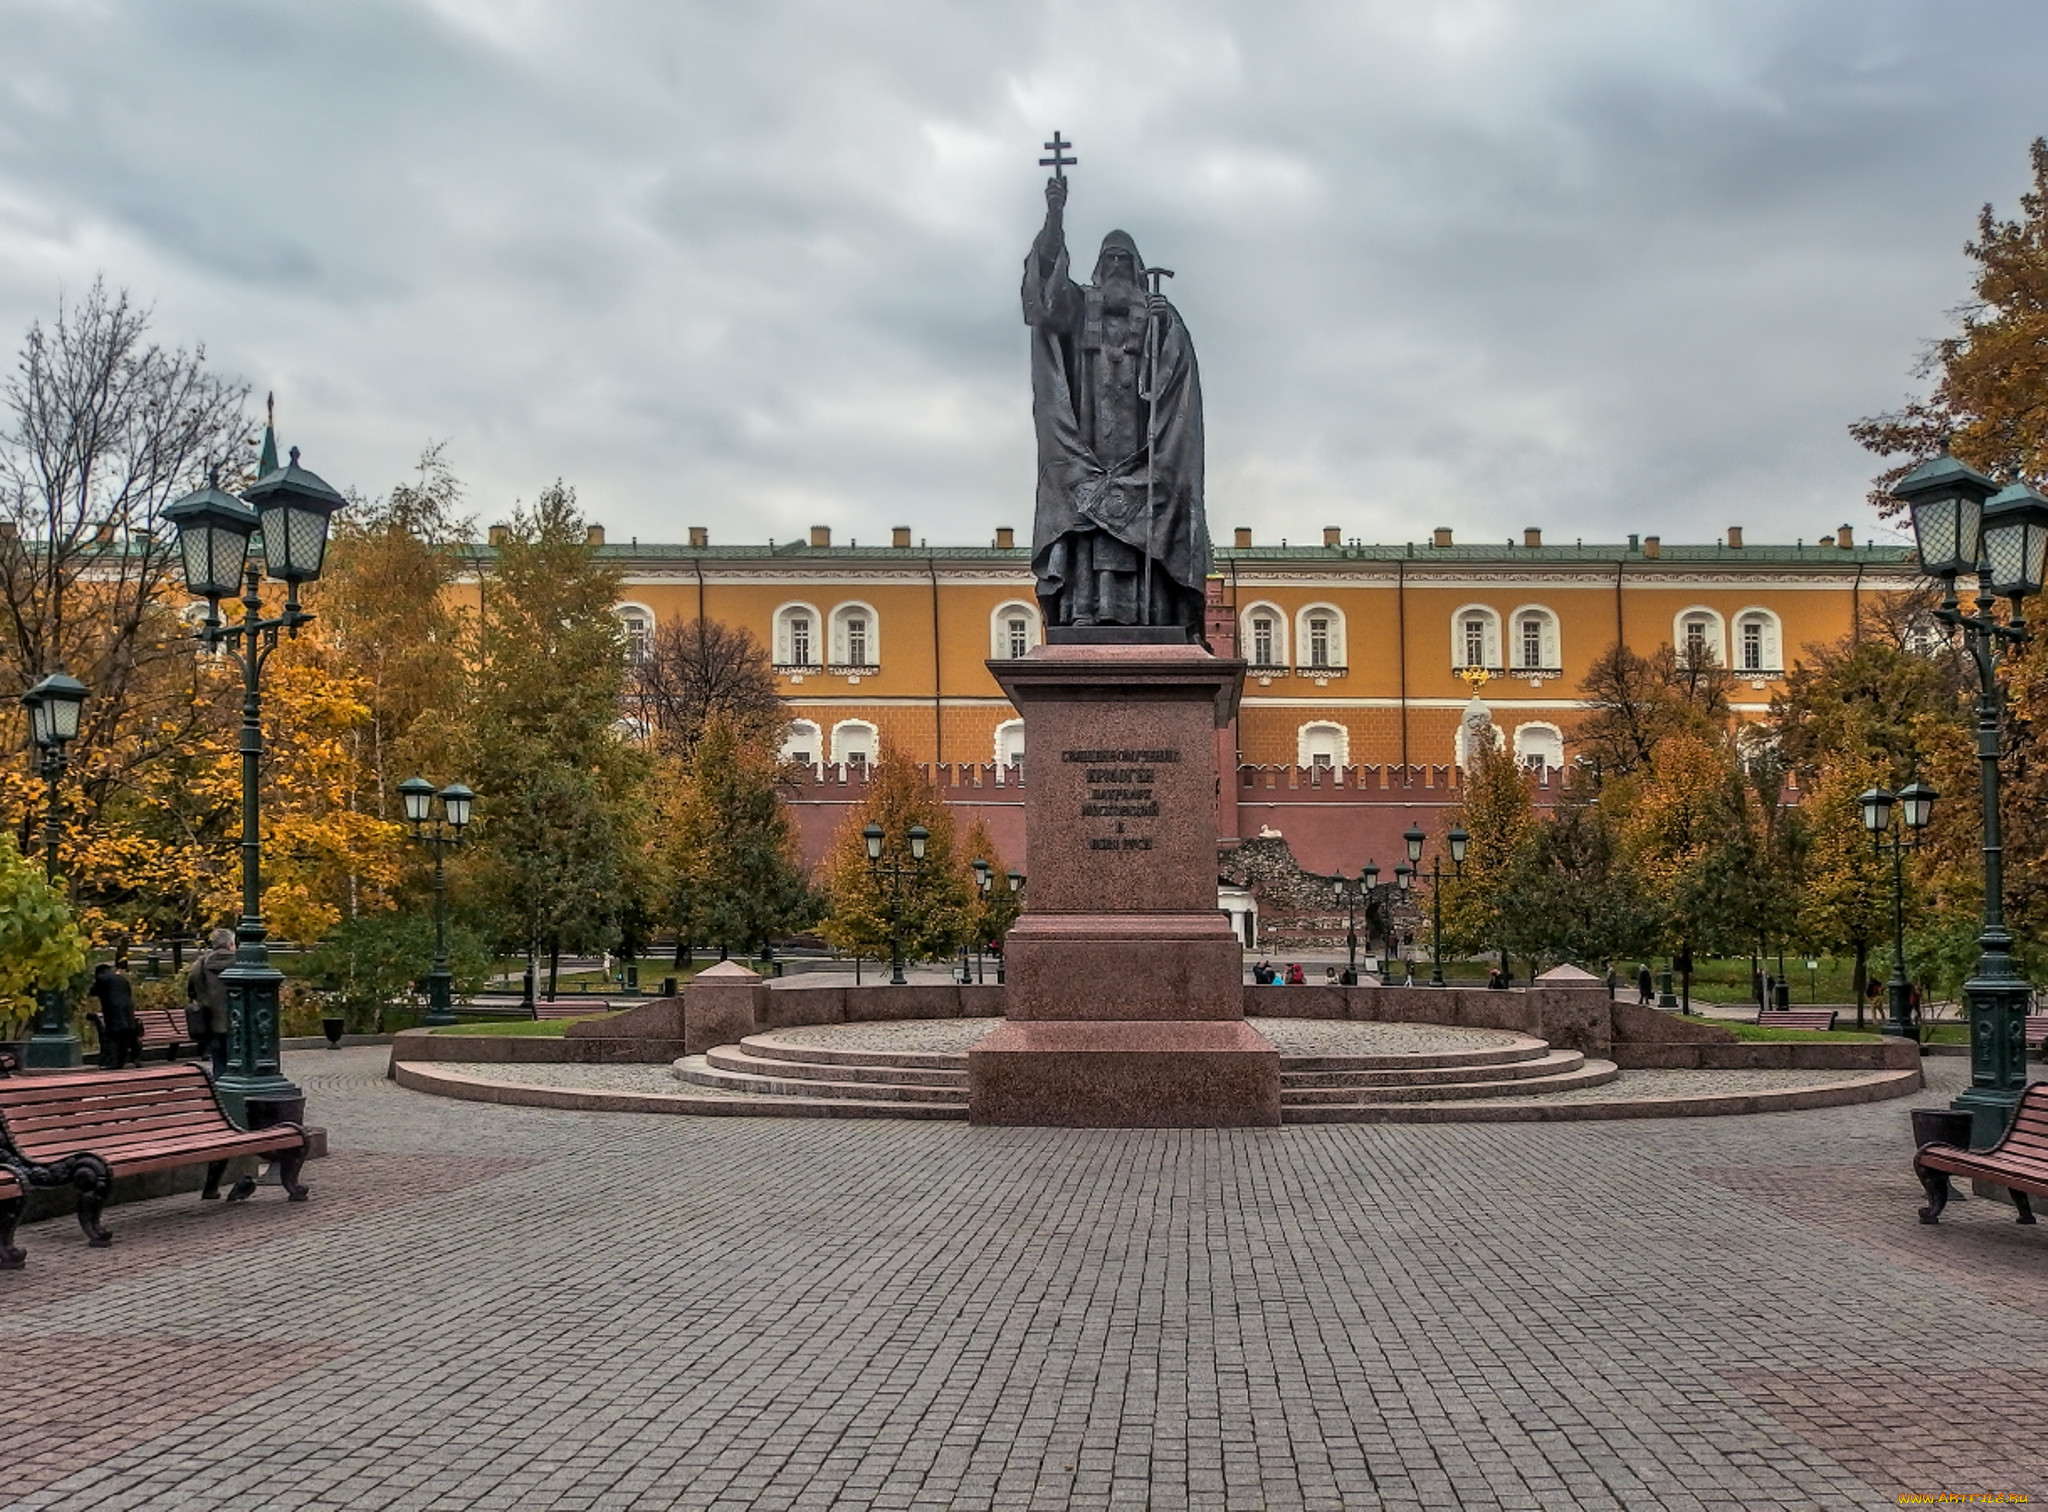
[1894,451,2048,1144]
[19,669,88,1068]
[399,777,476,1028]
[164,451,347,1126]
[1859,781,1936,1043]
[1405,824,1468,988]
[863,821,928,986]
[1339,862,1378,984]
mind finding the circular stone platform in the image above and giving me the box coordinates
[391,1016,1923,1123]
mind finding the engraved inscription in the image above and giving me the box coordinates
[1064,747,1177,851]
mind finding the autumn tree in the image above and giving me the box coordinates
[1506,781,1657,976]
[1794,754,1897,1024]
[818,742,972,964]
[1575,643,1731,777]
[460,483,645,983]
[1436,738,1537,973]
[1769,611,1965,784]
[959,815,1022,964]
[0,833,87,1040]
[1852,138,2048,511]
[632,616,784,767]
[659,714,812,960]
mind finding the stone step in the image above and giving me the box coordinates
[1281,1059,1620,1113]
[737,1032,978,1072]
[1281,1049,1585,1091]
[705,1044,967,1089]
[1276,1042,1547,1073]
[675,1058,971,1104]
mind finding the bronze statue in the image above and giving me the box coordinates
[1022,136,1209,638]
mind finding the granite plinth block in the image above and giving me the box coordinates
[683,961,767,1055]
[968,1019,1280,1127]
[1003,912,1244,1021]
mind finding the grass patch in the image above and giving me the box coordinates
[428,1016,623,1038]
[1714,1022,1883,1043]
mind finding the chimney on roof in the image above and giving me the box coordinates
[994,526,1015,549]
[1726,525,1743,549]
[1432,527,1453,548]
[687,526,707,548]
[809,525,831,548]
[1322,526,1341,548]
[1643,535,1661,559]
[1818,531,1836,548]
[488,524,509,547]
[94,523,114,546]
[1233,527,1252,548]
[1628,533,1639,551]
[1837,523,1854,548]
[1523,527,1541,549]
[891,526,911,548]
[585,525,605,547]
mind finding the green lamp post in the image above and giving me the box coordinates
[19,668,88,1068]
[1404,823,1468,987]
[164,449,347,1127]
[1858,781,1937,1043]
[399,777,476,1027]
[1894,450,2048,1145]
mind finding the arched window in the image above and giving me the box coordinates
[994,718,1025,770]
[830,602,880,669]
[1508,606,1560,672]
[830,719,878,768]
[1674,607,1726,670]
[1241,603,1287,669]
[1297,721,1349,769]
[1513,723,1564,771]
[1450,605,1502,672]
[990,601,1042,660]
[1732,608,1782,674]
[1294,604,1345,670]
[781,719,822,768]
[773,603,822,668]
[614,603,655,666]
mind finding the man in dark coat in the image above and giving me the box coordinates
[88,961,138,1069]
[1023,174,1208,636]
[189,928,235,1076]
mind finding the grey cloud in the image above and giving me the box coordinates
[0,0,2040,548]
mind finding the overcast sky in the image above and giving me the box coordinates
[1,1,2042,551]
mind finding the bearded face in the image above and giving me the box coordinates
[1096,242,1142,308]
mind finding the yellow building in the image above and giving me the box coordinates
[471,520,1912,778]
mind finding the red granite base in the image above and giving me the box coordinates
[1003,912,1245,1021]
[967,1019,1281,1127]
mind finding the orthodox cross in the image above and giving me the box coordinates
[1039,131,1076,180]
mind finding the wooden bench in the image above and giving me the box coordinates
[85,1007,189,1065]
[1756,1009,1837,1032]
[2024,1015,2048,1052]
[0,1064,308,1248]
[1915,1082,2048,1225]
[0,1164,23,1270]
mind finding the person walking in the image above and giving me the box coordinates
[188,928,235,1076]
[88,961,138,1069]
[1637,964,1654,1005]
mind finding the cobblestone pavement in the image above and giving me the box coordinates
[764,1019,1537,1059]
[5,1050,2044,1511]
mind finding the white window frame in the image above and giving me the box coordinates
[1513,722,1564,771]
[830,601,881,669]
[1294,603,1345,670]
[1241,602,1288,669]
[781,719,822,769]
[1732,607,1782,674]
[994,718,1026,769]
[830,719,879,767]
[773,601,823,668]
[614,603,655,666]
[1673,607,1726,670]
[1508,605,1560,672]
[1449,604,1503,671]
[990,600,1042,660]
[1297,721,1350,769]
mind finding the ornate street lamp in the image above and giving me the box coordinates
[400,777,477,1027]
[863,822,928,985]
[1894,449,2046,1144]
[18,669,88,1067]
[1338,861,1379,984]
[1404,823,1467,987]
[1860,780,1936,1042]
[163,447,347,1127]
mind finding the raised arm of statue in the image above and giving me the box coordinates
[1023,176,1082,330]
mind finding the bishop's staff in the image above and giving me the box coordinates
[1138,264,1174,628]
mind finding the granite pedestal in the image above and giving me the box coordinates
[971,639,1279,1126]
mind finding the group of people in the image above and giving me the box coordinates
[1250,961,1377,987]
[82,927,236,1073]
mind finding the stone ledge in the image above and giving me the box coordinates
[1610,1040,1920,1071]
[390,1061,964,1119]
[1283,1067,1922,1123]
